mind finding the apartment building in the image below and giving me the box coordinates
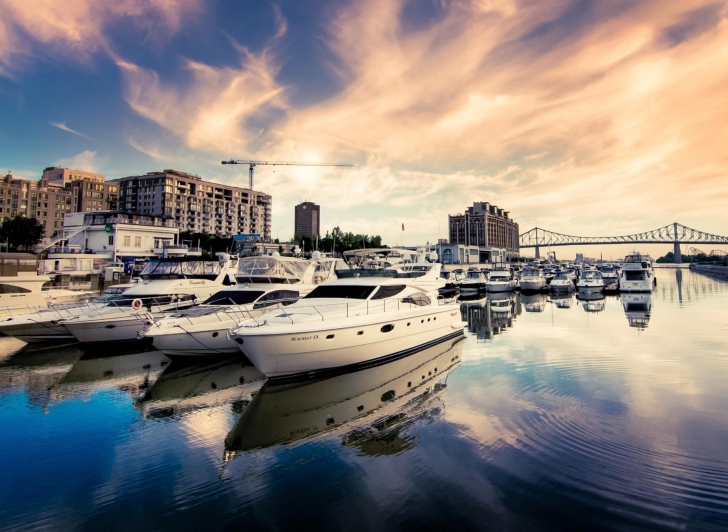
[42,167,119,213]
[0,172,75,238]
[115,169,272,240]
[448,201,520,259]
[294,201,320,239]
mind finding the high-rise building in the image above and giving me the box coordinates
[115,169,272,240]
[294,201,320,239]
[448,202,519,257]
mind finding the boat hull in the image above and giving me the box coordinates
[150,325,239,357]
[519,280,546,291]
[237,305,464,378]
[63,313,152,344]
[486,281,517,292]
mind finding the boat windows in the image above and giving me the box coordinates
[380,324,394,333]
[140,259,222,280]
[370,285,406,300]
[402,293,431,307]
[253,290,300,309]
[304,285,376,300]
[203,290,265,306]
[624,271,646,281]
[0,284,32,294]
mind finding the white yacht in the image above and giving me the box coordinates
[0,253,91,317]
[576,270,604,292]
[142,256,322,357]
[619,252,656,292]
[486,268,517,292]
[0,284,135,344]
[230,272,463,378]
[518,267,547,291]
[549,270,575,292]
[60,255,239,345]
[597,263,620,288]
[458,268,487,296]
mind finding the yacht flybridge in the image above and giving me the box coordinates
[141,255,329,357]
[230,275,464,378]
[619,252,656,292]
[60,254,239,345]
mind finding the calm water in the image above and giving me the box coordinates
[1,269,727,531]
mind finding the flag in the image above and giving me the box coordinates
[402,223,405,231]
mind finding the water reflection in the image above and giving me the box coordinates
[224,337,464,455]
[551,293,575,309]
[577,290,606,313]
[137,356,265,419]
[620,293,652,329]
[460,293,521,339]
[521,292,548,313]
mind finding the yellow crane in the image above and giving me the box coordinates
[221,159,354,190]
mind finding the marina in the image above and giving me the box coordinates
[1,268,727,529]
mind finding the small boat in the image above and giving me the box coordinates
[485,268,518,292]
[519,267,547,292]
[576,270,604,292]
[458,268,487,296]
[549,270,575,292]
[230,271,463,378]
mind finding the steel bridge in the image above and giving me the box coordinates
[519,222,728,263]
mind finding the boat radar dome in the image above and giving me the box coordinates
[311,250,321,261]
[272,251,280,257]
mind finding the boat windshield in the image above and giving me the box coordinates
[370,285,406,299]
[304,285,377,300]
[490,271,510,280]
[554,272,570,280]
[140,260,222,280]
[466,271,482,279]
[236,256,308,284]
[522,268,540,277]
[583,271,601,280]
[202,290,265,305]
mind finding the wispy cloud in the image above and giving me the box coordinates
[54,150,100,173]
[0,0,202,78]
[50,121,91,140]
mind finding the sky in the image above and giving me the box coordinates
[0,0,726,259]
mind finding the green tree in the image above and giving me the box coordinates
[0,216,45,251]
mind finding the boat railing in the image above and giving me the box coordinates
[239,293,453,326]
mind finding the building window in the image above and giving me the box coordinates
[134,236,141,247]
[108,235,114,245]
[123,235,130,246]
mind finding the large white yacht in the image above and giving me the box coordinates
[60,254,239,345]
[141,255,327,357]
[518,267,547,291]
[619,252,656,292]
[486,268,517,292]
[230,269,463,378]
[0,253,90,316]
[0,284,135,344]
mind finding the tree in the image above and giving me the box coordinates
[0,216,45,251]
[179,231,233,258]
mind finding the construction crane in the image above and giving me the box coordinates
[221,159,355,190]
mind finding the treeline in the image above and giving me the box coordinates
[0,216,45,251]
[656,251,726,264]
[295,226,384,255]
[179,231,233,257]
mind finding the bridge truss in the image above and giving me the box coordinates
[519,222,728,262]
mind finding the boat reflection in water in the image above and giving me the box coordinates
[0,344,85,412]
[137,356,265,418]
[460,293,521,339]
[224,336,464,456]
[51,350,171,402]
[551,293,575,309]
[577,290,606,313]
[621,293,652,329]
[521,293,548,313]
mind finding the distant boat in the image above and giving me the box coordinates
[619,252,656,292]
